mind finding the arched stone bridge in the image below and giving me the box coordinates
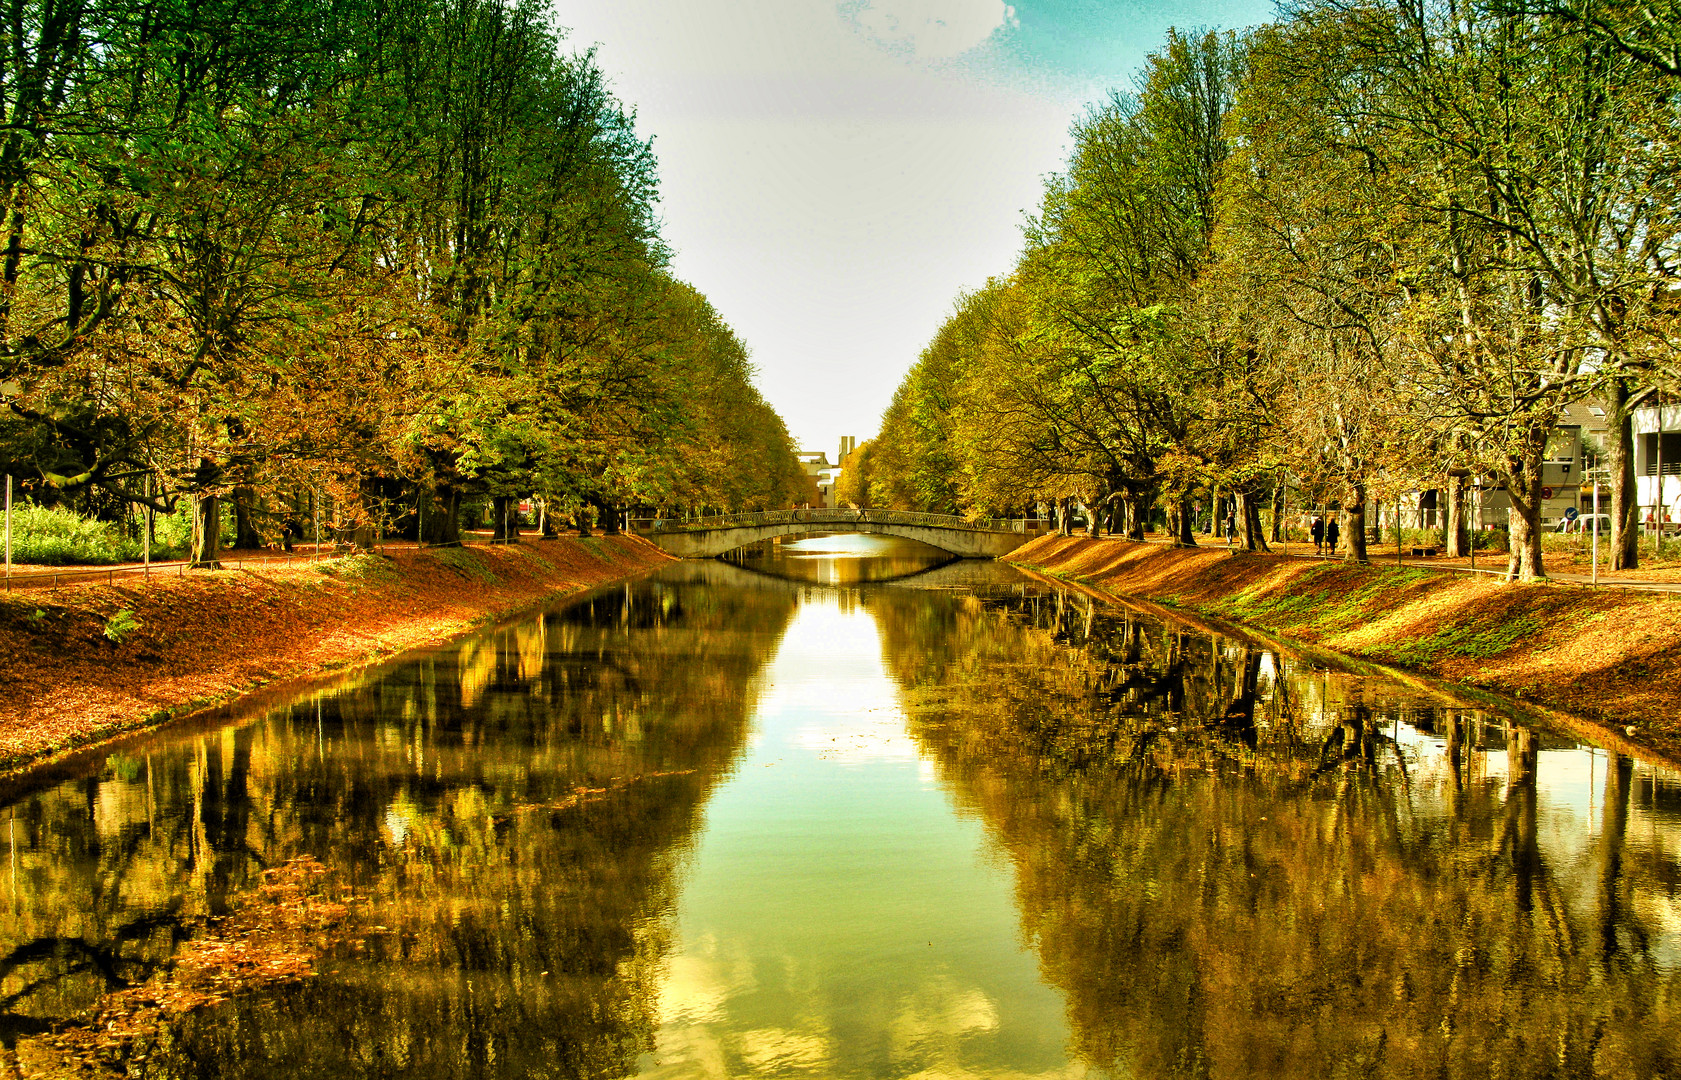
[632,509,1046,559]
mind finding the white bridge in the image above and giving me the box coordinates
[632,509,1046,559]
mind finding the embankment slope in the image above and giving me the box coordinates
[1006,536,1681,762]
[0,536,673,773]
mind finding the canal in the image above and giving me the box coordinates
[2,534,1678,1078]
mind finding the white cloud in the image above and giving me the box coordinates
[849,0,1019,58]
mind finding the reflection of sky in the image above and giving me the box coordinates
[640,594,1090,1078]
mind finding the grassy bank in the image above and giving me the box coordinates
[1005,536,1681,762]
[0,536,673,774]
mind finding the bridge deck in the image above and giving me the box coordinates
[631,509,1044,536]
[630,510,1050,559]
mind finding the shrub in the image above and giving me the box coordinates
[1470,527,1508,553]
[6,504,138,565]
[2,502,191,565]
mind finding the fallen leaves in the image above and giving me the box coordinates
[0,537,673,775]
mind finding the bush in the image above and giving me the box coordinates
[1471,527,1509,553]
[3,503,189,565]
[152,508,195,554]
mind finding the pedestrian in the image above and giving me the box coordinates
[1310,514,1325,555]
[1326,515,1340,555]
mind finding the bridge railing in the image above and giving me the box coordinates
[629,509,1051,535]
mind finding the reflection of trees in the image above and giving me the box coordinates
[872,587,1681,1079]
[0,565,796,1077]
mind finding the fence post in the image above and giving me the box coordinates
[4,473,10,584]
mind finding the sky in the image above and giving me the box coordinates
[553,0,1276,460]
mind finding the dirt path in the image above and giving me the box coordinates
[1005,535,1681,764]
[0,536,673,775]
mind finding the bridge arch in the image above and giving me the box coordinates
[633,510,1043,559]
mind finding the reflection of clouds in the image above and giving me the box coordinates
[736,1026,832,1071]
[889,977,1097,1079]
[890,976,998,1055]
[657,935,757,1025]
[643,1023,836,1079]
[640,1024,729,1079]
[649,968,1088,1079]
[792,711,918,764]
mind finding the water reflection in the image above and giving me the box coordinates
[723,532,956,585]
[0,567,797,1077]
[1,545,1677,1079]
[869,584,1681,1079]
[637,595,1078,1078]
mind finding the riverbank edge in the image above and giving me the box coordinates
[1003,535,1681,765]
[0,535,675,777]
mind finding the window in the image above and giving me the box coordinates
[1641,432,1681,475]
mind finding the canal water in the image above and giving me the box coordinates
[2,534,1678,1079]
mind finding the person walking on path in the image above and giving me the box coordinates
[1325,515,1340,556]
[1311,514,1325,555]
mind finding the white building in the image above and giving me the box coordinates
[1633,400,1681,527]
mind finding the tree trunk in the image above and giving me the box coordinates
[232,486,262,549]
[593,499,621,536]
[1445,475,1470,558]
[1270,483,1285,543]
[1345,483,1369,564]
[423,484,461,544]
[190,493,222,569]
[1240,491,1269,552]
[1127,493,1148,540]
[1610,379,1639,571]
[1505,438,1547,581]
[1057,496,1073,537]
[575,508,592,537]
[1599,753,1632,960]
[1506,725,1540,913]
[277,491,296,552]
[1175,493,1197,546]
[1085,499,1101,538]
[492,495,520,542]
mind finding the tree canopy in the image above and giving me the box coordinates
[868,7,1680,581]
[0,0,810,562]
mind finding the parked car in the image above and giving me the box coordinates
[1556,513,1611,533]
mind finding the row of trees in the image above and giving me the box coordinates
[856,0,1680,580]
[0,0,813,565]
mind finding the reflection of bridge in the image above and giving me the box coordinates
[632,509,1047,558]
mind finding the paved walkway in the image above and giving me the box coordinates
[1112,534,1681,594]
